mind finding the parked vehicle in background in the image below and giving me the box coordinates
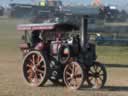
[30,10,52,23]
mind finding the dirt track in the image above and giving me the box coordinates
[0,56,128,96]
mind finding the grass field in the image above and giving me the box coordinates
[0,18,128,96]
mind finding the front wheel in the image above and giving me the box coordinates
[63,62,85,90]
[86,61,107,89]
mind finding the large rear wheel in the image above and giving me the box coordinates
[23,51,48,87]
[63,62,85,90]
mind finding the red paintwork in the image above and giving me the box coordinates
[17,25,54,31]
[17,23,56,31]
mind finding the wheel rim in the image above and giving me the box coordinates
[64,62,84,90]
[23,51,47,87]
[87,62,106,89]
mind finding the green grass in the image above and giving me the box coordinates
[97,46,128,64]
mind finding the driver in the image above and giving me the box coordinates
[31,30,44,51]
[31,30,41,47]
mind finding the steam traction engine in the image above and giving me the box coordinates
[17,7,107,90]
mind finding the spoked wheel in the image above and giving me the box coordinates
[86,61,107,89]
[64,62,85,90]
[23,51,48,87]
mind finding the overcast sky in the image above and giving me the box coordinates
[0,0,128,9]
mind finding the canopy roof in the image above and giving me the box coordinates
[17,22,79,32]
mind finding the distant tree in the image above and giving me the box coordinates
[119,10,128,22]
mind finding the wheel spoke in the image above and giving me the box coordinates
[99,73,104,76]
[75,77,82,86]
[75,74,82,78]
[89,68,95,74]
[41,64,45,69]
[37,69,44,74]
[72,63,75,75]
[67,76,72,81]
[75,66,79,75]
[30,59,33,65]
[98,68,102,73]
[32,73,39,83]
[95,78,99,85]
[37,55,41,63]
[27,69,33,74]
[94,64,98,72]
[95,78,102,87]
[39,73,43,79]
[66,71,71,76]
[37,56,43,66]
[74,79,79,85]
[26,64,33,68]
[33,54,36,64]
[74,79,78,87]
[98,76,103,81]
[88,76,93,81]
[88,73,93,77]
[69,79,75,86]
[28,73,33,82]
[29,54,36,65]
[67,64,72,71]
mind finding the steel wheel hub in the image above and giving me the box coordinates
[32,65,37,72]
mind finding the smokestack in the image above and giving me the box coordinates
[80,16,88,50]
